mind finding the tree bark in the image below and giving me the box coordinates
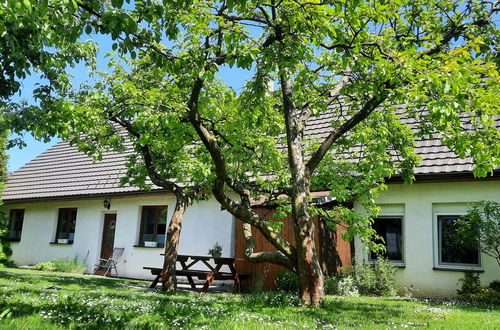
[280,76,324,306]
[161,189,192,291]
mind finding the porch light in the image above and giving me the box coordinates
[103,199,111,210]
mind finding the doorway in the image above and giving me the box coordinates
[100,213,117,260]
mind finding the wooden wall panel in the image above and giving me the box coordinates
[234,207,352,290]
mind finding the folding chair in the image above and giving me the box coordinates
[94,248,125,277]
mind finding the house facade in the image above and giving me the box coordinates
[3,129,499,296]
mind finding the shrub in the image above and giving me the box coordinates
[490,280,500,292]
[0,212,13,268]
[35,261,56,272]
[324,276,339,295]
[457,272,481,295]
[275,270,298,292]
[52,258,87,274]
[337,276,359,296]
[34,258,86,274]
[353,258,397,296]
[458,287,500,305]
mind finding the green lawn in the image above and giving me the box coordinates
[0,268,498,329]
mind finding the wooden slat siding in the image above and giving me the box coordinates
[235,207,352,290]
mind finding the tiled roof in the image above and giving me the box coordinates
[4,110,499,202]
[3,142,164,202]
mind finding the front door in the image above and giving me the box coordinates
[100,213,117,260]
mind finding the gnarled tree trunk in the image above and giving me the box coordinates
[161,190,192,291]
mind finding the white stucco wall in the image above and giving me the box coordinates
[354,180,500,297]
[5,193,235,280]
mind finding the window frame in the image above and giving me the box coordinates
[368,215,405,266]
[433,212,482,270]
[55,208,78,244]
[138,205,168,247]
[8,209,25,242]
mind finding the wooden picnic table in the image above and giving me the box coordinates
[143,254,249,292]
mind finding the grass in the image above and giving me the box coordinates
[0,268,498,329]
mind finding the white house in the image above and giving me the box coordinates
[3,126,499,297]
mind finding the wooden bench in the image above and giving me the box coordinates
[143,255,250,291]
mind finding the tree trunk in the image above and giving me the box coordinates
[161,190,191,291]
[291,181,324,307]
[280,76,324,306]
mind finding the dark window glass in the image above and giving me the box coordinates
[9,209,25,241]
[370,217,403,262]
[438,215,479,265]
[56,208,77,243]
[139,206,167,247]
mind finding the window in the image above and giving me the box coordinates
[139,206,167,247]
[55,208,77,243]
[8,209,25,242]
[370,217,403,262]
[438,215,479,266]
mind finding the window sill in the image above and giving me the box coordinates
[133,245,164,249]
[432,266,484,273]
[9,239,21,243]
[49,242,74,245]
[367,260,406,268]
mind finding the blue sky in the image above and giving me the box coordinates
[7,33,253,173]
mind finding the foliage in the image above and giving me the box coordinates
[0,0,97,104]
[457,272,482,295]
[34,261,56,272]
[4,0,500,305]
[490,281,500,292]
[454,201,500,267]
[352,258,397,296]
[0,116,11,268]
[0,268,499,329]
[34,258,86,274]
[208,241,223,257]
[275,270,299,293]
[458,287,500,305]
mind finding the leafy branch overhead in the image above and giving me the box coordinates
[3,0,499,306]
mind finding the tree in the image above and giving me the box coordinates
[0,0,97,104]
[5,1,500,306]
[0,119,11,267]
[455,201,500,267]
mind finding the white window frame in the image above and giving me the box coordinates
[367,214,405,267]
[433,212,482,270]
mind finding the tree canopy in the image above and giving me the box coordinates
[4,0,500,305]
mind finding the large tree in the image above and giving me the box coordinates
[6,1,500,306]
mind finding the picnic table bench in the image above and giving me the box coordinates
[144,254,250,292]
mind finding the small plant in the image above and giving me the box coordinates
[35,261,56,272]
[34,258,86,274]
[275,270,298,292]
[457,272,481,295]
[337,276,359,297]
[324,276,340,295]
[52,258,87,274]
[353,258,397,296]
[490,280,500,292]
[249,267,269,294]
[208,242,222,258]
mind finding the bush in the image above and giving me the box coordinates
[489,280,500,292]
[458,287,500,305]
[34,258,86,274]
[324,276,339,295]
[34,261,56,272]
[457,272,481,295]
[275,270,298,292]
[353,258,397,296]
[53,258,87,274]
[0,212,13,268]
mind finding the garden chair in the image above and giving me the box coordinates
[94,248,124,277]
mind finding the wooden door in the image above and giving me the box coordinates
[100,214,117,259]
